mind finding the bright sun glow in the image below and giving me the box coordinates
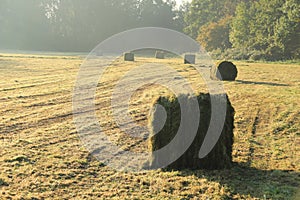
[175,0,192,6]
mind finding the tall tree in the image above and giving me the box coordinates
[197,16,232,51]
[184,0,241,39]
[229,1,256,49]
[44,0,183,51]
[0,0,186,52]
[0,0,51,50]
[230,0,300,59]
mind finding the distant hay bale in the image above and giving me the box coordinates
[124,52,134,61]
[184,54,196,64]
[148,93,235,170]
[211,61,238,81]
[155,51,165,59]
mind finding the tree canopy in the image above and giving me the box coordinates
[0,0,185,52]
[185,0,300,60]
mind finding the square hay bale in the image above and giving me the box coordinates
[184,54,196,64]
[124,52,134,61]
[148,93,234,170]
[155,51,165,59]
[210,61,238,81]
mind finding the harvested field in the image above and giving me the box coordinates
[0,53,299,199]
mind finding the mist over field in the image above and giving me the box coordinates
[0,0,299,60]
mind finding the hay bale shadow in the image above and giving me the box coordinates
[236,80,289,87]
[176,163,300,199]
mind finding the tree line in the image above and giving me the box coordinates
[188,0,300,60]
[0,0,299,60]
[0,0,185,52]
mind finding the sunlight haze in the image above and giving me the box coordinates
[0,0,299,199]
[175,0,192,6]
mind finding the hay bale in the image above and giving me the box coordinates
[184,54,196,64]
[148,93,234,170]
[211,61,238,81]
[124,52,134,61]
[155,51,165,59]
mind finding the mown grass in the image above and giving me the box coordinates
[0,53,299,199]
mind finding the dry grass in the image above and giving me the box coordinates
[0,54,299,199]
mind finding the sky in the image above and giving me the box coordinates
[175,0,192,6]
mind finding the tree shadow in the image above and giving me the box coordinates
[236,80,289,87]
[175,162,299,199]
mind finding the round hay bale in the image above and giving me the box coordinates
[211,61,238,81]
[148,93,235,170]
[155,51,165,59]
[124,52,134,61]
[184,54,196,64]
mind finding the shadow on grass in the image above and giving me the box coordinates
[176,162,299,199]
[236,80,289,87]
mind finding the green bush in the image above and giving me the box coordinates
[221,48,251,60]
[265,46,285,61]
[249,50,266,61]
[210,49,223,60]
